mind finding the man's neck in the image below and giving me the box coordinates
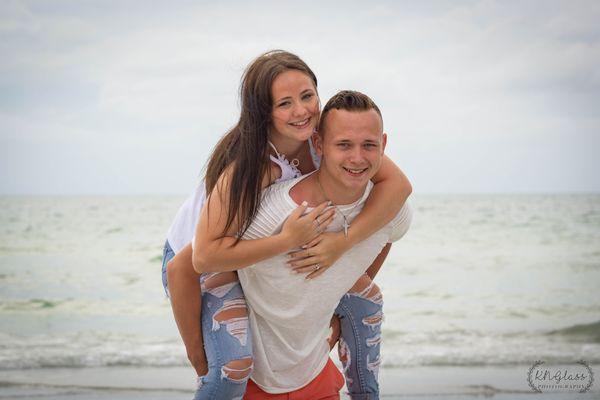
[289,170,367,207]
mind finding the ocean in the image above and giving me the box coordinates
[1,194,599,397]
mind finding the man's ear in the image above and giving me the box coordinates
[312,131,324,156]
[381,133,387,154]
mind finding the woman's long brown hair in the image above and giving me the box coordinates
[204,50,318,242]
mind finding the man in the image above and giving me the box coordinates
[238,90,412,399]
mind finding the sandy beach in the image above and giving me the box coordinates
[1,365,598,399]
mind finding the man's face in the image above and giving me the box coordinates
[314,109,386,192]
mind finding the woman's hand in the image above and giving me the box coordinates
[279,201,335,249]
[327,315,341,351]
[287,231,352,279]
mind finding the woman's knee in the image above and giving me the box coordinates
[166,257,194,285]
[197,357,253,397]
[166,245,197,281]
[221,357,253,382]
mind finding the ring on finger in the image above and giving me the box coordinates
[314,263,321,271]
[316,217,321,226]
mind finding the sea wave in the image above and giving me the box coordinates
[0,298,67,311]
[547,319,600,343]
[0,332,187,370]
[0,298,170,315]
[2,327,600,370]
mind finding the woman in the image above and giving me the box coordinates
[162,50,411,399]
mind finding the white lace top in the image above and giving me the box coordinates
[166,139,321,253]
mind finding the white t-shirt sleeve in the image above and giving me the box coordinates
[388,201,413,243]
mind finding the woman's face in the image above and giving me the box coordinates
[270,69,320,143]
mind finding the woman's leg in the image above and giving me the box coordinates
[335,274,383,400]
[163,242,253,399]
[195,271,253,400]
[163,242,207,376]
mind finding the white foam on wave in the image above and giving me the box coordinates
[0,331,188,370]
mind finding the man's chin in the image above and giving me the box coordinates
[338,176,371,195]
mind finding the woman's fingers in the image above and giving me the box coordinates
[288,255,319,269]
[282,201,335,250]
[288,248,307,261]
[289,201,309,220]
[307,201,330,221]
[306,266,328,280]
[302,235,323,250]
[287,249,331,279]
[317,207,335,221]
[292,262,328,278]
[317,211,335,230]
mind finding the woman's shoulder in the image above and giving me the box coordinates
[264,161,283,188]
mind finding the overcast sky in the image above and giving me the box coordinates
[1,0,599,195]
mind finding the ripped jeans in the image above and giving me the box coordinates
[162,240,383,400]
[335,276,383,400]
[162,240,252,400]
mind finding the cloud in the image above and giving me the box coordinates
[1,0,599,194]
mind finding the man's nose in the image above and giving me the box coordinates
[348,147,365,163]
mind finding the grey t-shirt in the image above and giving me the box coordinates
[238,174,412,393]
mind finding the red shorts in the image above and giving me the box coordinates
[243,357,344,400]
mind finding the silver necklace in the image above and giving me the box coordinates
[315,172,361,237]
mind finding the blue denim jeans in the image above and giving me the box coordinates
[335,281,383,400]
[162,240,382,400]
[162,241,252,400]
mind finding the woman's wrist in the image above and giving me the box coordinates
[345,228,362,248]
[275,231,296,252]
[335,230,355,252]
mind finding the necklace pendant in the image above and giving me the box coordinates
[343,220,349,237]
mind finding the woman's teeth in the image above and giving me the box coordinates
[290,118,309,127]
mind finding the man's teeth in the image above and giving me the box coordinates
[344,167,367,174]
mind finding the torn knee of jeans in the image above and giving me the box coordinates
[348,275,383,305]
[362,310,383,330]
[221,357,253,382]
[212,298,249,346]
[201,271,240,298]
[366,332,382,347]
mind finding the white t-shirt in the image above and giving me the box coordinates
[237,174,412,393]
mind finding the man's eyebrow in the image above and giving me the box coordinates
[334,139,379,143]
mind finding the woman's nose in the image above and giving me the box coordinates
[291,102,307,117]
